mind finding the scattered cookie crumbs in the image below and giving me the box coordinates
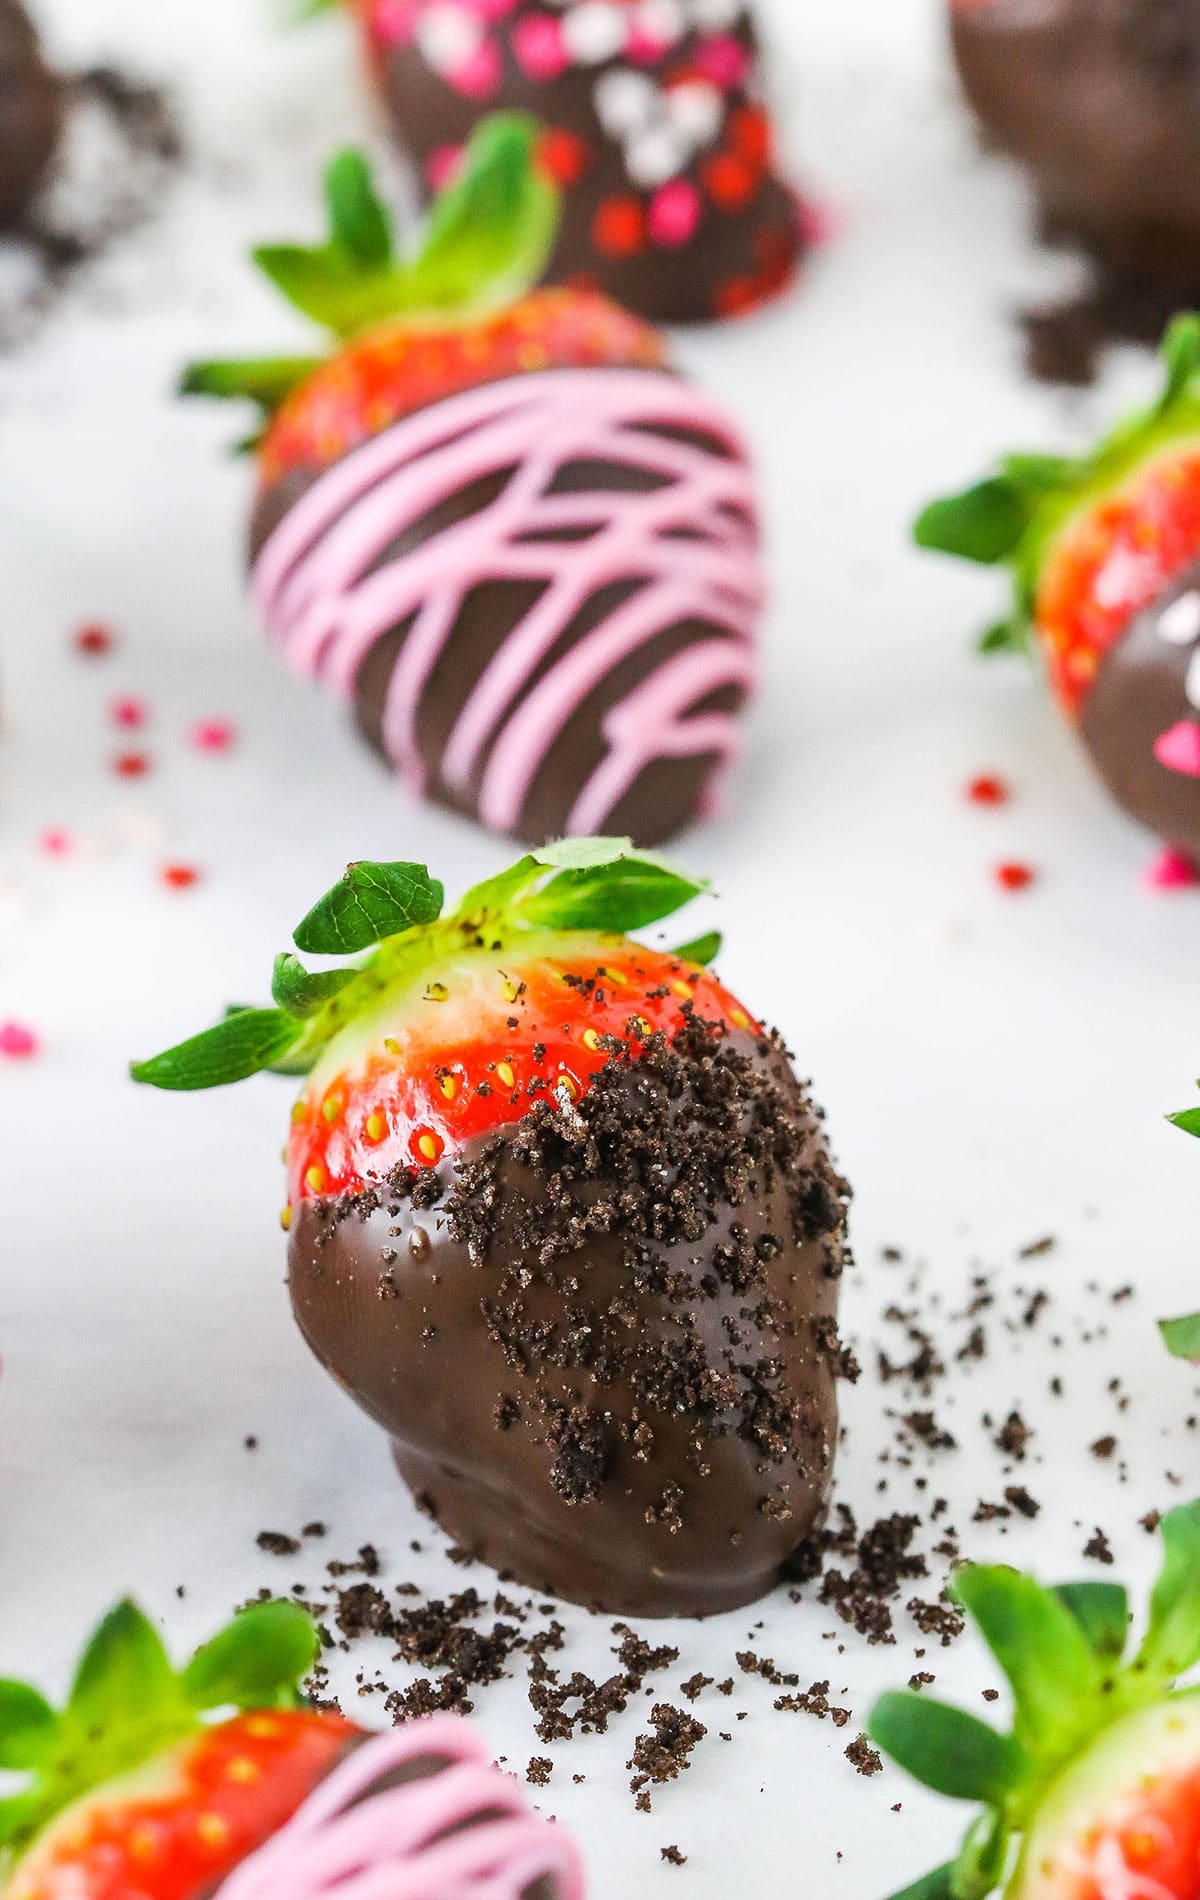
[845,1736,883,1778]
[526,1756,553,1786]
[256,1530,301,1557]
[1083,1528,1115,1566]
[661,1846,687,1866]
[628,1705,707,1812]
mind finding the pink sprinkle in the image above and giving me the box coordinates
[693,33,750,87]
[0,1021,39,1058]
[38,828,73,856]
[426,144,465,193]
[111,695,149,729]
[797,197,841,248]
[448,38,503,99]
[367,0,418,46]
[512,12,569,77]
[648,179,702,248]
[1154,720,1200,778]
[1145,846,1200,892]
[191,718,236,753]
[627,24,670,63]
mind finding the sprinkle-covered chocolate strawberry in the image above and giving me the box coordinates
[182,115,763,849]
[131,838,849,1618]
[870,1500,1200,1899]
[916,315,1200,883]
[1,1603,584,1900]
[0,1598,344,1899]
[302,0,802,325]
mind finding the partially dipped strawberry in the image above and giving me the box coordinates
[131,839,850,1618]
[183,117,763,850]
[2,1603,585,1900]
[870,1500,1200,1900]
[916,316,1200,883]
[0,1598,348,1899]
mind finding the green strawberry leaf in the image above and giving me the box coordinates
[977,616,1032,658]
[1160,1313,1200,1360]
[402,113,559,318]
[887,1867,957,1900]
[1053,1582,1129,1662]
[178,356,322,413]
[66,1601,180,1736]
[1133,1499,1200,1686]
[1168,1105,1200,1137]
[671,931,722,967]
[293,861,444,955]
[181,1601,318,1712]
[271,953,358,1018]
[325,147,393,267]
[951,1567,1100,1758]
[952,1809,1009,1900]
[914,481,1031,565]
[0,1683,57,1770]
[455,855,547,923]
[1157,312,1200,416]
[867,1694,1025,1805]
[130,1008,304,1091]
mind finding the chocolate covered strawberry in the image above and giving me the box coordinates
[304,0,803,325]
[183,115,763,849]
[916,314,1200,885]
[131,837,849,1618]
[0,0,61,229]
[870,1500,1200,1900]
[1,1600,584,1900]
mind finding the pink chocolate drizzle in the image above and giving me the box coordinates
[217,1718,586,1900]
[253,367,762,837]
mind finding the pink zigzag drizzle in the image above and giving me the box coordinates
[253,369,763,836]
[217,1718,587,1900]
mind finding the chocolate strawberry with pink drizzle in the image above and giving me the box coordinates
[306,0,802,324]
[131,838,850,1617]
[183,115,763,849]
[0,1597,583,1899]
[915,314,1200,887]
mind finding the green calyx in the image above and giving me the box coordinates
[180,114,560,428]
[1160,1082,1200,1358]
[0,1599,318,1876]
[914,314,1200,658]
[129,837,712,1094]
[869,1499,1200,1900]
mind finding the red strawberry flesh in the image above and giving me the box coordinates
[288,937,756,1205]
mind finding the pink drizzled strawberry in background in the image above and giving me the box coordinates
[870,1500,1200,1900]
[182,115,763,848]
[914,316,1200,887]
[303,0,804,323]
[0,1599,584,1900]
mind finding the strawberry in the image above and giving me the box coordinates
[915,317,1200,872]
[130,836,748,1207]
[869,1501,1200,1900]
[181,114,662,487]
[0,1598,350,1900]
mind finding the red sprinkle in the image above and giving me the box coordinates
[114,751,151,778]
[995,862,1036,893]
[161,863,200,890]
[967,774,1011,806]
[111,696,149,729]
[0,1021,39,1058]
[190,718,236,753]
[74,622,115,657]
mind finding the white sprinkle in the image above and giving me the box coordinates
[1185,647,1200,711]
[689,0,744,26]
[594,68,660,135]
[416,5,482,72]
[1158,589,1200,646]
[626,124,691,186]
[634,0,686,43]
[665,80,724,146]
[562,2,627,63]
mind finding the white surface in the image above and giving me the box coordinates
[2,3,1200,1895]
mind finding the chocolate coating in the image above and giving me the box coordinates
[1079,557,1200,857]
[287,1024,848,1618]
[0,0,61,228]
[248,370,759,850]
[362,0,800,324]
[950,0,1200,285]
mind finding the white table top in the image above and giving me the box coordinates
[3,1,1200,1894]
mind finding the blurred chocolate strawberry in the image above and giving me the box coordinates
[917,315,1200,884]
[0,0,62,227]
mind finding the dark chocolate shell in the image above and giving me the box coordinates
[0,0,62,228]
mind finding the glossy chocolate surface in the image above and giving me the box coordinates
[0,0,61,227]
[288,1026,848,1618]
